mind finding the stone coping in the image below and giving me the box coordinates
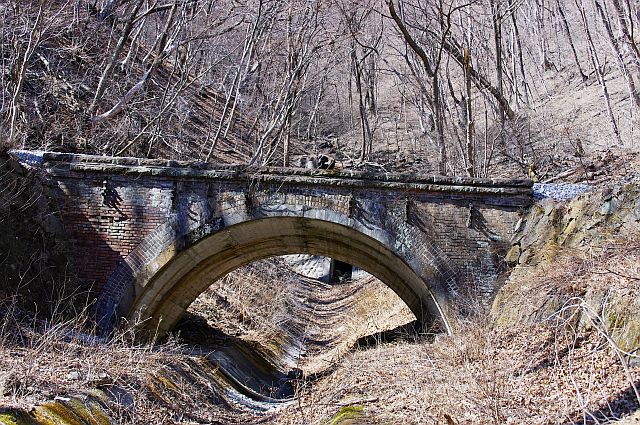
[11,150,534,197]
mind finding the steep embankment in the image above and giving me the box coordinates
[272,183,640,424]
[1,164,639,424]
[497,180,640,349]
[0,153,81,315]
[0,255,413,424]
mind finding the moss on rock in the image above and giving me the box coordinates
[0,410,37,425]
[326,405,365,425]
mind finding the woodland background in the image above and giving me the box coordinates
[2,0,640,179]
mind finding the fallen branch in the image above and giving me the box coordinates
[542,167,579,183]
[336,397,379,406]
[591,268,640,281]
[93,2,179,124]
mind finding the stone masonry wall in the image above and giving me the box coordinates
[14,151,532,319]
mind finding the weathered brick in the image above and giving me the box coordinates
[18,151,532,333]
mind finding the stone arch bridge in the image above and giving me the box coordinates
[14,151,533,336]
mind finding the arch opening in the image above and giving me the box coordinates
[180,256,417,383]
[329,258,353,282]
[127,217,451,337]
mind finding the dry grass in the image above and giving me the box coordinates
[0,303,269,423]
[275,320,638,424]
[0,304,178,418]
[0,256,415,423]
[0,241,638,423]
[186,258,297,342]
[0,257,638,424]
[273,244,640,424]
[1,244,638,424]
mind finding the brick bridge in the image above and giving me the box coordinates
[15,151,533,336]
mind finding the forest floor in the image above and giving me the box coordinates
[273,242,640,424]
[1,180,640,424]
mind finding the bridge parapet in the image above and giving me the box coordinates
[16,151,532,199]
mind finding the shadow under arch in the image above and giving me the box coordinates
[127,216,452,338]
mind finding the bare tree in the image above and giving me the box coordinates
[204,0,276,161]
[6,2,45,145]
[463,47,475,176]
[248,0,329,166]
[595,0,640,116]
[507,0,532,104]
[576,0,623,146]
[386,0,447,173]
[489,0,505,124]
[556,0,588,82]
[88,0,145,116]
[340,0,382,162]
[92,2,180,123]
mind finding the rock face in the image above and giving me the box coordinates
[493,182,640,355]
[505,183,640,268]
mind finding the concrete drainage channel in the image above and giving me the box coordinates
[0,270,402,424]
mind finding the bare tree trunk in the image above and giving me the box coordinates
[509,0,531,104]
[595,0,640,115]
[365,53,377,115]
[352,48,373,162]
[433,72,447,175]
[340,1,380,163]
[439,37,515,119]
[93,2,179,123]
[8,4,44,145]
[556,0,588,81]
[305,75,327,139]
[611,0,640,98]
[464,47,474,177]
[283,1,295,167]
[490,0,505,124]
[98,0,120,21]
[283,115,291,166]
[577,0,623,146]
[611,0,640,65]
[89,0,145,115]
[535,0,553,70]
[121,13,147,72]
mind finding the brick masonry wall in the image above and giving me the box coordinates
[15,151,532,326]
[55,175,175,293]
[57,181,521,302]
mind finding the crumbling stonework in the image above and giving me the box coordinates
[13,151,533,335]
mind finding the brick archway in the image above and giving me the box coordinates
[13,151,533,336]
[126,216,451,337]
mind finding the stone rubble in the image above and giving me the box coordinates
[533,182,591,201]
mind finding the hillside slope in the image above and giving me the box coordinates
[271,182,640,424]
[0,182,638,424]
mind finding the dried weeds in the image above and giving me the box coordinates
[274,244,640,424]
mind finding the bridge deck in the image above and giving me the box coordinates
[13,151,533,198]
